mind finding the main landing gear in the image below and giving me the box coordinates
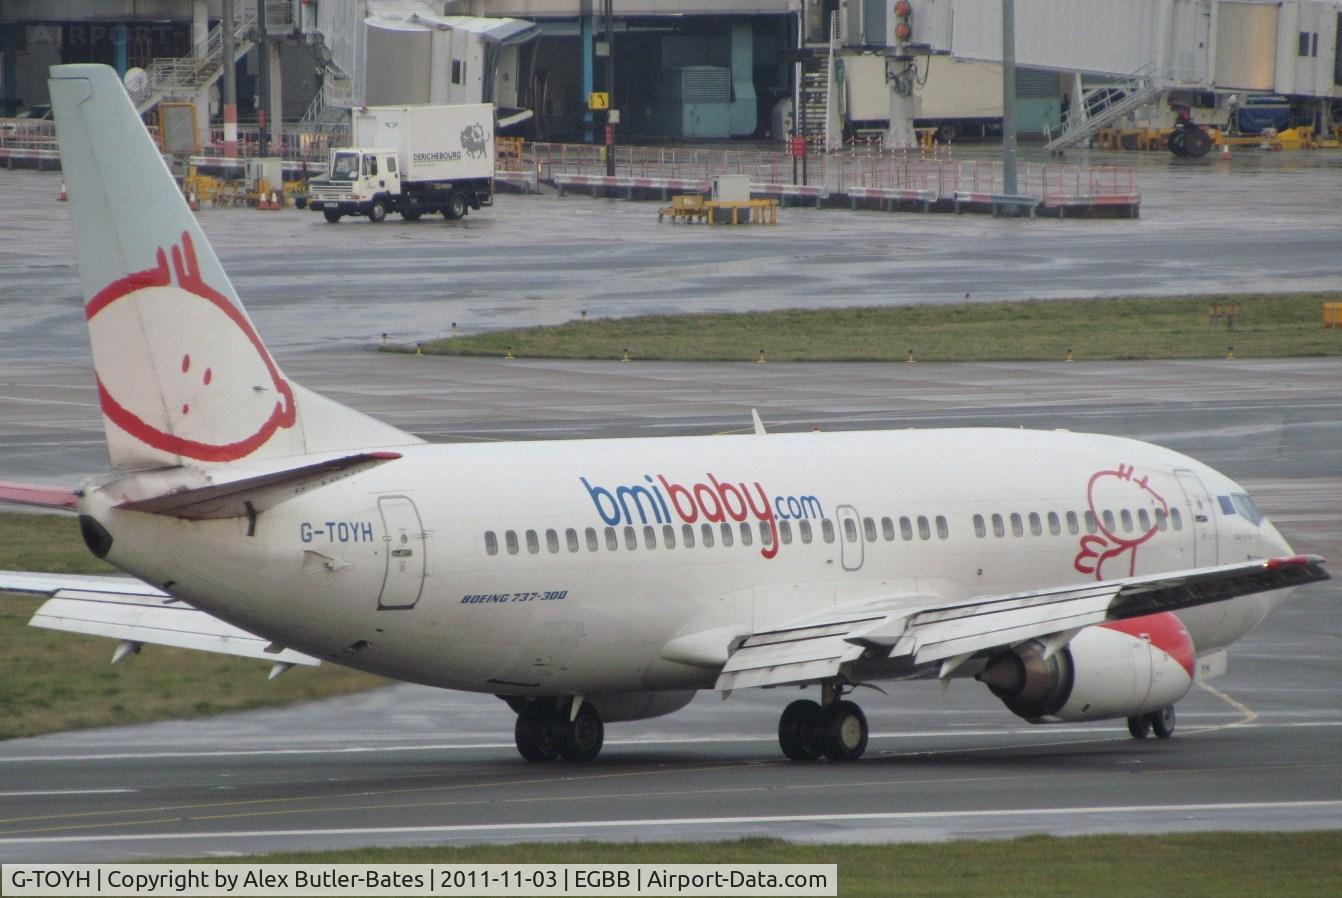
[1127,705,1176,739]
[513,698,605,762]
[778,683,869,762]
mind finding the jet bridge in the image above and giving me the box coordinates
[839,0,1342,148]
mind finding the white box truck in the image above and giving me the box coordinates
[307,103,495,223]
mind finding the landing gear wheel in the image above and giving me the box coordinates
[778,699,824,761]
[560,703,604,761]
[323,209,341,223]
[1149,705,1176,739]
[368,199,387,223]
[1127,714,1152,739]
[444,192,468,220]
[514,702,562,761]
[820,700,868,762]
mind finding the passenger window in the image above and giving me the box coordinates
[1028,512,1042,536]
[739,522,753,546]
[1138,509,1151,531]
[1066,511,1080,535]
[506,530,519,555]
[1102,510,1116,533]
[545,529,559,553]
[701,523,715,547]
[586,527,599,551]
[604,526,618,550]
[992,513,1005,538]
[682,524,696,547]
[900,516,913,540]
[1155,509,1168,531]
[484,531,498,555]
[917,516,931,540]
[1084,511,1098,534]
[882,516,896,541]
[973,514,986,538]
[643,525,657,549]
[780,520,793,544]
[663,524,676,548]
[821,519,836,543]
[623,526,637,550]
[565,528,579,553]
[1047,511,1061,535]
[936,515,949,539]
[863,517,877,542]
[1171,508,1183,530]
[1120,510,1134,533]
[760,521,773,546]
[526,530,539,554]
[799,520,813,544]
[1010,513,1023,537]
[843,518,858,542]
[720,523,734,547]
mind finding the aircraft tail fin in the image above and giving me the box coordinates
[48,64,420,471]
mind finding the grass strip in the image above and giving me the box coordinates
[196,832,1342,897]
[0,512,387,740]
[405,292,1342,363]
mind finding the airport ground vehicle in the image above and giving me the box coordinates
[305,103,494,223]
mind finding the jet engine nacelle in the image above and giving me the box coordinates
[978,613,1196,723]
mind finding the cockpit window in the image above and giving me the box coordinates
[1218,495,1237,516]
[1231,493,1264,526]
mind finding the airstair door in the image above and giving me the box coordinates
[377,495,426,610]
[1174,469,1218,567]
[836,504,864,571]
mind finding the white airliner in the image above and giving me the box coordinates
[0,65,1327,763]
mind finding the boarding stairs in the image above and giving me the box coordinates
[300,71,354,132]
[1044,74,1163,153]
[799,13,843,153]
[128,7,258,114]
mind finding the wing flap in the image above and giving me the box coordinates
[0,481,79,510]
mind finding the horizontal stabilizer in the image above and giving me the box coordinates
[716,555,1328,692]
[2,570,318,666]
[0,481,78,510]
[117,451,402,520]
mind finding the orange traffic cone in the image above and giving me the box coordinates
[58,181,68,201]
[255,192,268,210]
[269,190,281,210]
[187,189,199,211]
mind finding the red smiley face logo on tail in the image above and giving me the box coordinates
[86,231,296,463]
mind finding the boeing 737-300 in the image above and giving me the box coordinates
[0,65,1328,764]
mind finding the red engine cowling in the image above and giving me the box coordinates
[978,612,1196,723]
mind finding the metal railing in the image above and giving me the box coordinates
[129,6,258,111]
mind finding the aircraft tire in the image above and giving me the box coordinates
[1126,714,1152,739]
[1183,128,1212,158]
[819,700,868,762]
[514,702,563,762]
[778,699,824,761]
[560,703,604,762]
[1149,705,1176,739]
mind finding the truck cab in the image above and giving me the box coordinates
[308,149,402,223]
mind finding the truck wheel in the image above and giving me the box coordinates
[401,209,422,222]
[323,209,342,223]
[1183,128,1212,158]
[1168,130,1188,157]
[368,199,387,223]
[443,192,468,220]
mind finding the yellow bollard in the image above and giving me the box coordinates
[756,349,767,364]
[381,332,388,348]
[905,348,916,364]
[450,322,459,337]
[1226,345,1235,360]
[505,346,514,360]
[621,348,631,362]
[1065,348,1074,363]
[415,342,423,356]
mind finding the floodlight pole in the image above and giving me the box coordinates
[1002,0,1019,199]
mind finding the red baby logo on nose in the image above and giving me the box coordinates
[1073,464,1169,580]
[86,231,296,462]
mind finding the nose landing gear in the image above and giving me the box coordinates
[778,684,870,761]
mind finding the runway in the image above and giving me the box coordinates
[0,356,1338,862]
[0,153,1340,860]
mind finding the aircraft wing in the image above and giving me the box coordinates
[1,571,320,668]
[715,554,1328,692]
